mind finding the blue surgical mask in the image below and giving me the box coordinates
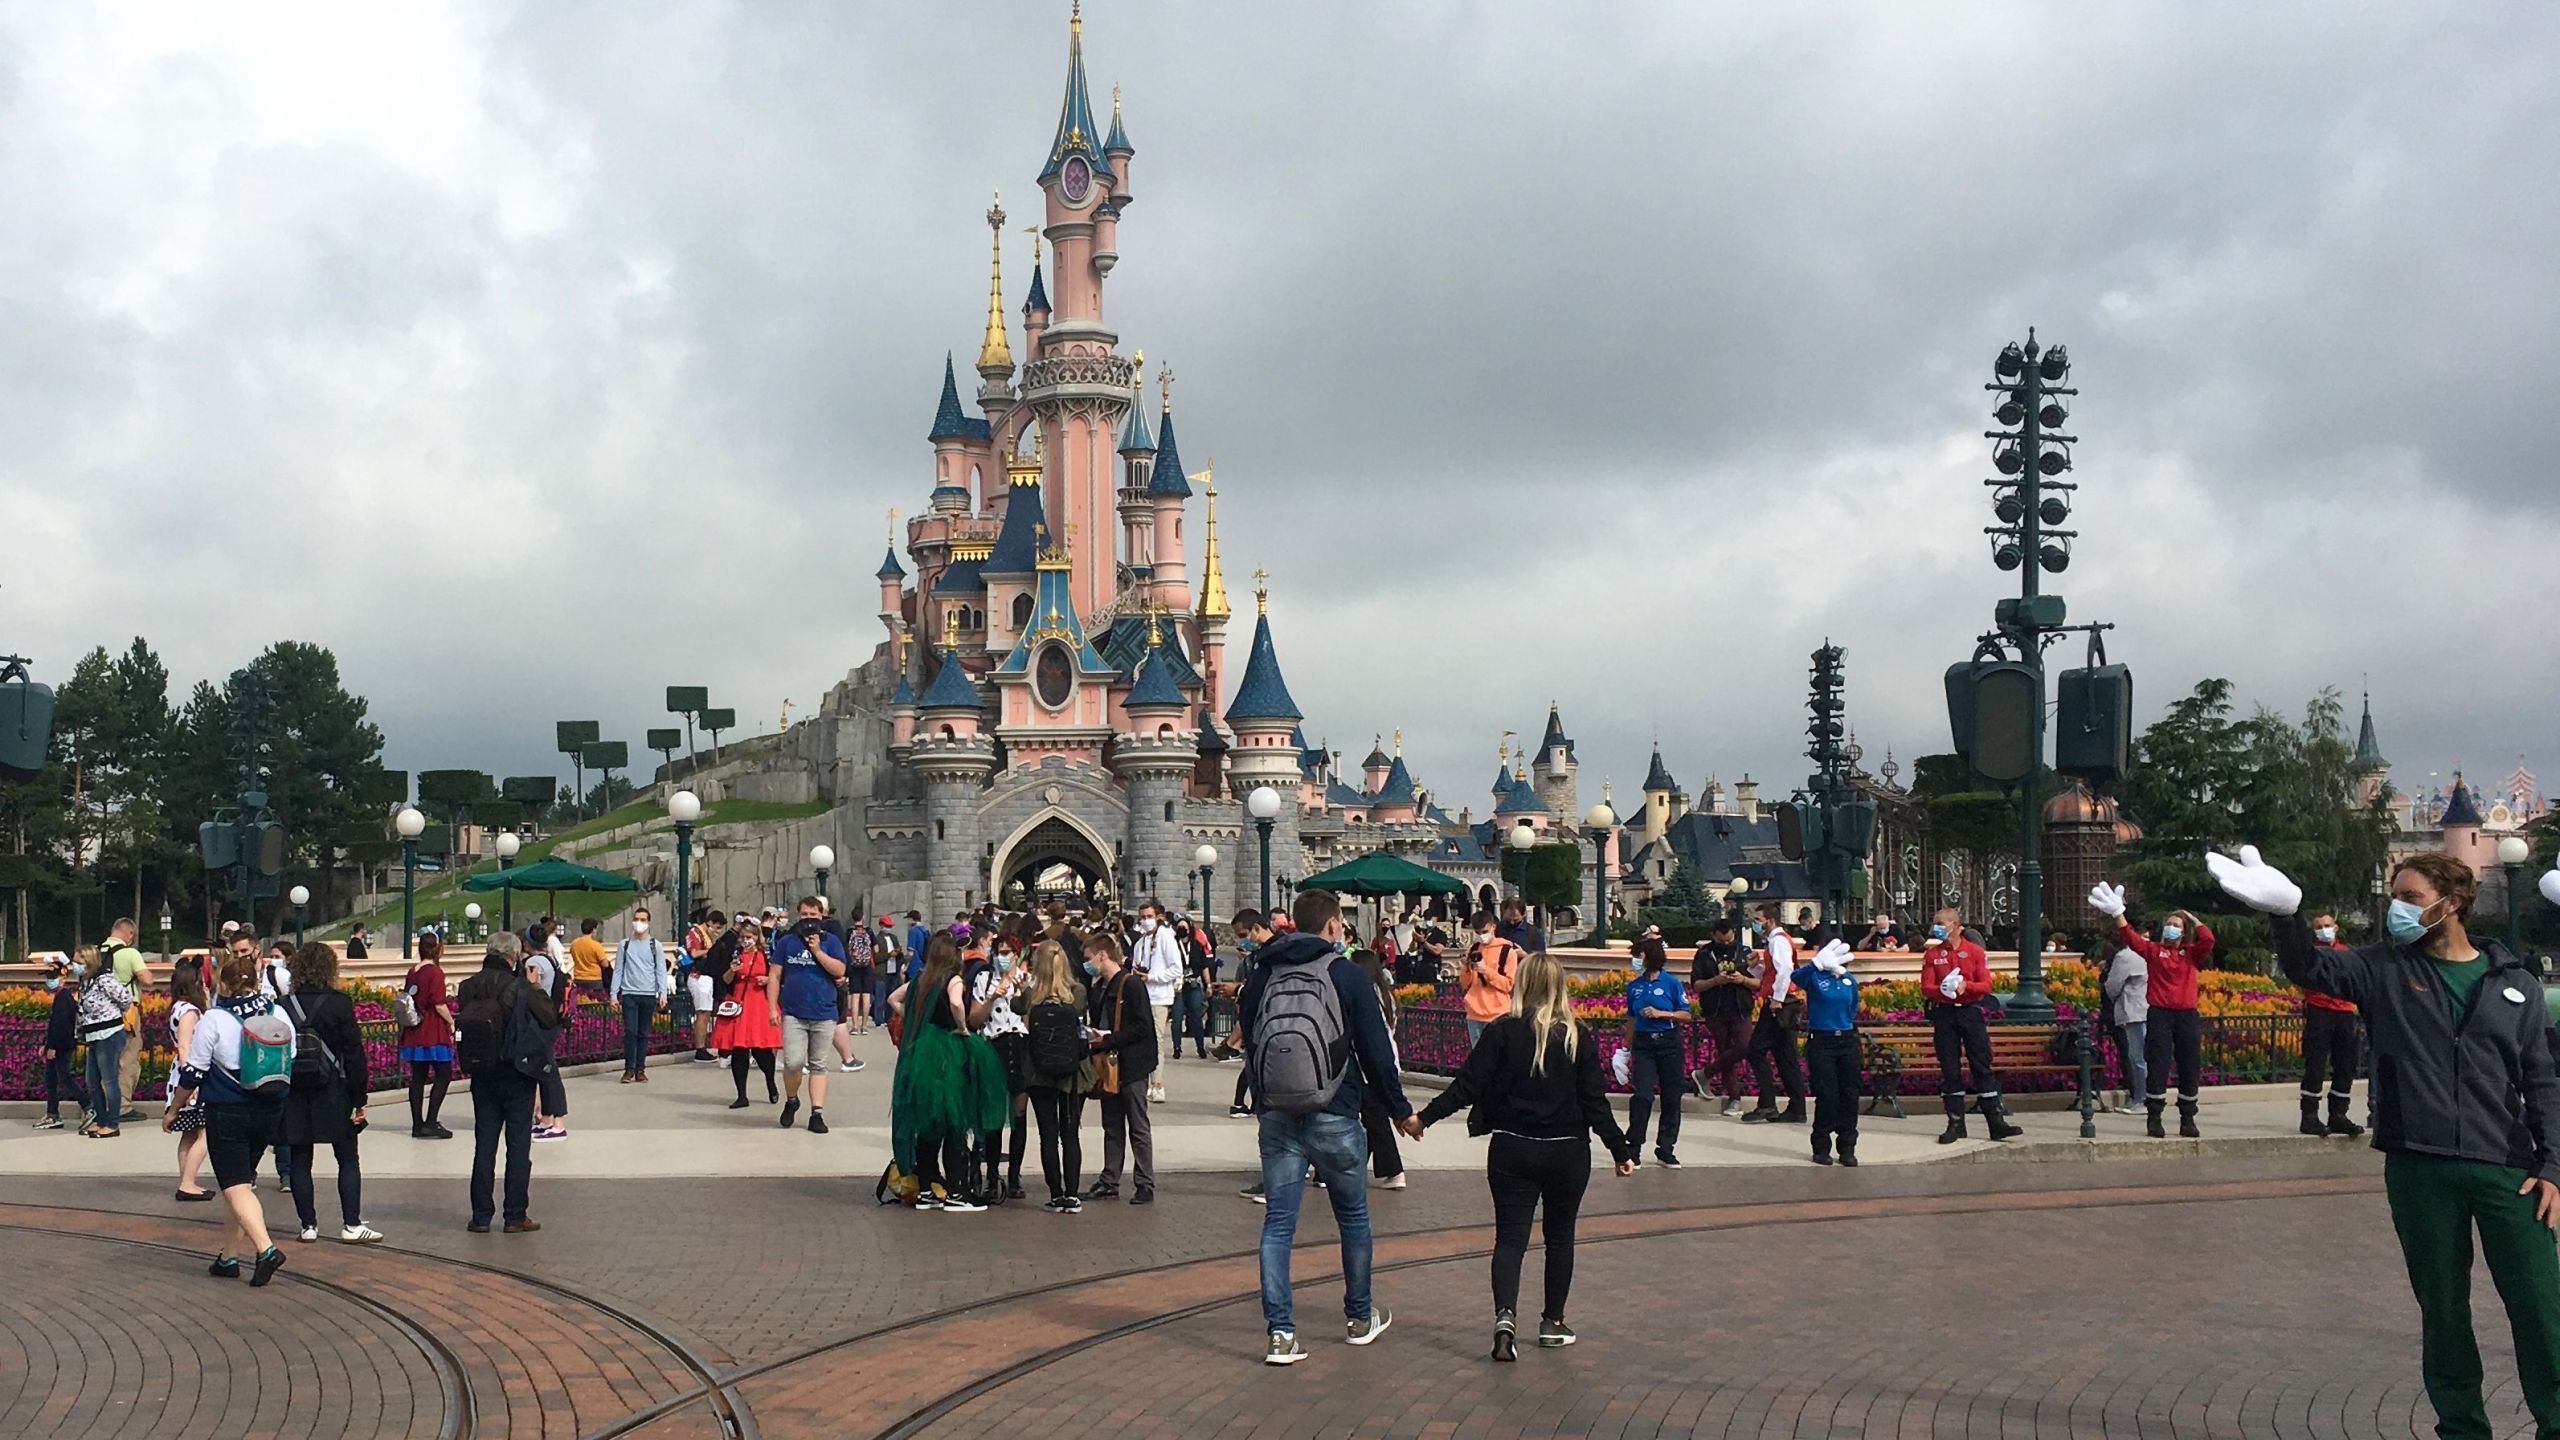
[2387,899,2432,944]
[46,977,62,992]
[68,962,85,980]
[2160,925,2183,944]
[2313,925,2337,943]
[1238,938,1259,956]
[1928,924,1947,941]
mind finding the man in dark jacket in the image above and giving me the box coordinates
[2217,845,2560,1439]
[1237,889,1411,1365]
[1495,898,1545,956]
[457,934,560,1234]
[1085,932,1158,1203]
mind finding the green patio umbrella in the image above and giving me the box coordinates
[461,856,640,920]
[1296,851,1469,899]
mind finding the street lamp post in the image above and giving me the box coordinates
[464,902,482,942]
[1507,820,1538,910]
[1194,843,1219,921]
[2500,835,2531,953]
[495,831,521,933]
[810,843,835,903]
[1583,803,1616,950]
[395,807,425,959]
[288,885,310,948]
[669,791,701,948]
[1248,786,1282,916]
[1726,876,1752,937]
[157,905,172,968]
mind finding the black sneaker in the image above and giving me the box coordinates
[1654,1150,1681,1170]
[1005,1181,1027,1200]
[250,1247,287,1288]
[778,1098,801,1129]
[1536,1316,1576,1347]
[1812,1149,1834,1166]
[1228,1104,1254,1119]
[1087,1182,1120,1200]
[1241,1182,1267,1204]
[1130,1185,1155,1205]
[1492,1310,1518,1363]
[807,1110,829,1135]
[1741,1108,1779,1125]
[207,1255,242,1279]
[1042,1195,1072,1213]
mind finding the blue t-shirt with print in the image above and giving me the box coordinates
[1627,970,1688,1034]
[771,928,847,1020]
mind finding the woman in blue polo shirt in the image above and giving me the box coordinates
[1797,937,1864,1166]
[1622,938,1689,1169]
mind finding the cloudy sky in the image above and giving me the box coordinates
[5,2,2553,817]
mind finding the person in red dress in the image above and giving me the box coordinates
[712,920,782,1109]
[398,932,457,1139]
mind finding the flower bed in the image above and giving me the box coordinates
[0,987,692,1102]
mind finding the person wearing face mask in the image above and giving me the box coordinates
[1621,937,1690,1169]
[1222,910,1275,1133]
[2298,911,2364,1138]
[1920,906,2023,1144]
[2089,883,2211,1138]
[769,899,848,1133]
[2216,846,2560,1440]
[37,957,86,1131]
[1128,902,1190,1064]
[1461,912,1524,1049]
[612,908,672,1084]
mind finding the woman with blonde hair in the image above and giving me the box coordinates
[1400,952,1634,1360]
[1019,941,1094,1211]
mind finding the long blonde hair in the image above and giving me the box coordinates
[1507,951,1579,1075]
[1026,940,1082,1008]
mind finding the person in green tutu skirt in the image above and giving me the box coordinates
[889,930,1008,1211]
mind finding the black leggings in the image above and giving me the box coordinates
[979,1095,1029,1190]
[914,1130,972,1197]
[289,1136,362,1230]
[1487,1134,1591,1320]
[1029,1087,1086,1198]
[731,1047,777,1100]
[406,1060,451,1129]
[2145,1007,2203,1109]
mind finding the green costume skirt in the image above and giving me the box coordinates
[890,1021,1010,1172]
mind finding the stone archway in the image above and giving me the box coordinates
[990,808,1117,911]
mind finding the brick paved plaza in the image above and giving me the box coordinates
[2,1062,2549,1439]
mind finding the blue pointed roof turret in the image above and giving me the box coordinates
[1223,605,1301,724]
[1146,407,1190,498]
[919,651,986,713]
[1038,9,1116,187]
[1495,773,1547,816]
[1539,704,1575,763]
[876,547,906,581]
[1373,757,1418,807]
[1643,748,1676,793]
[1024,261,1049,315]
[1124,633,1187,712]
[1195,708,1228,752]
[1104,82,1133,156]
[983,474,1049,577]
[1117,393,1154,455]
[2440,775,2484,828]
[892,673,915,707]
[2354,694,2389,771]
[928,354,970,441]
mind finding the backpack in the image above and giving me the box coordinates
[1249,953,1352,1116]
[282,993,344,1090]
[1026,999,1088,1082]
[457,980,545,1081]
[234,1008,298,1096]
[394,969,426,1029]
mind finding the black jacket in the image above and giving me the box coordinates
[1088,967,1157,1084]
[282,987,369,1145]
[45,987,78,1052]
[2275,912,2560,1184]
[456,958,563,1088]
[1416,1014,1631,1161]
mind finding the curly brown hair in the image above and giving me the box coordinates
[294,941,341,993]
[2392,852,2479,922]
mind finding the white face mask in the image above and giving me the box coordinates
[1476,931,1495,945]
[1138,918,1157,934]
[632,921,650,937]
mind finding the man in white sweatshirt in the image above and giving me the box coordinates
[1131,903,1188,1076]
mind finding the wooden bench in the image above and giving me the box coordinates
[1859,1022,2072,1119]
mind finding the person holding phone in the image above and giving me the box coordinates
[972,933,1034,1201]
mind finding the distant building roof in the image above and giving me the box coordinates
[1124,638,1188,711]
[1025,262,1049,315]
[1643,748,1676,793]
[2355,695,2389,771]
[1494,775,1548,815]
[933,558,986,595]
[1194,708,1228,752]
[982,476,1048,576]
[2440,779,2484,828]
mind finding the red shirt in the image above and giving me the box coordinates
[2303,940,2356,1013]
[1919,937,1993,1007]
[2115,920,2213,1010]
[400,961,453,1048]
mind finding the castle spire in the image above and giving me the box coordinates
[1039,2,1114,185]
[2354,690,2389,772]
[976,194,1012,371]
[1022,225,1049,315]
[1196,476,1229,618]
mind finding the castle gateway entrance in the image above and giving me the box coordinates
[991,811,1115,911]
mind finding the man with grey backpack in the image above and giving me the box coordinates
[1237,889,1412,1367]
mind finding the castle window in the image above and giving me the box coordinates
[1164,799,1176,822]
[938,725,955,740]
[1158,724,1173,741]
[935,819,946,840]
[1013,594,1034,629]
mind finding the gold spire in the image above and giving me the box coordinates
[977,194,1012,370]
[1158,361,1173,414]
[1196,475,1230,618]
[1145,602,1162,649]
[887,507,898,545]
[1252,567,1268,616]
[1393,727,1403,757]
[1071,0,1081,35]
[943,606,959,649]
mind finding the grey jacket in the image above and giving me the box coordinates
[2103,948,2149,1025]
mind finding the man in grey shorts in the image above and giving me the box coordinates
[769,897,848,1135]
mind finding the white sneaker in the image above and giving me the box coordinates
[297,1226,319,1243]
[1147,1079,1166,1103]
[1377,1173,1408,1190]
[1264,1329,1308,1365]
[339,1224,385,1245]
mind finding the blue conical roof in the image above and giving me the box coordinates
[983,476,1048,577]
[919,651,985,712]
[1643,748,1676,793]
[1025,263,1049,315]
[1117,394,1155,455]
[1540,704,1575,763]
[1223,611,1301,723]
[2355,696,2388,771]
[928,355,975,442]
[1373,757,1417,807]
[1125,640,1187,711]
[1038,14,1116,186]
[1146,409,1190,497]
[2440,779,2484,828]
[1495,773,1547,815]
[876,547,906,581]
[1105,90,1133,155]
[892,673,915,707]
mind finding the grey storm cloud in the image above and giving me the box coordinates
[1,2,2551,814]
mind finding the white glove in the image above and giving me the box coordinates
[1609,1047,1631,1087]
[2087,882,2127,919]
[1938,970,1963,1000]
[1809,940,1852,976]
[2542,868,2560,909]
[2205,845,2302,916]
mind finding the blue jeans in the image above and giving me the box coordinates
[82,1032,125,1126]
[2118,1019,2147,1109]
[619,995,659,1075]
[1257,1109,1374,1334]
[1466,1019,1488,1047]
[1169,982,1207,1056]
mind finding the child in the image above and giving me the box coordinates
[38,958,85,1130]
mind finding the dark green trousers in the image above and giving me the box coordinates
[2385,1151,2560,1439]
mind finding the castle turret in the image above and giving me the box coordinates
[912,643,996,915]
[1224,579,1305,894]
[1103,82,1134,204]
[1145,380,1191,615]
[1115,361,1156,585]
[1370,732,1420,825]
[980,438,1049,655]
[1022,235,1051,360]
[1195,472,1230,707]
[2354,692,2390,808]
[1532,703,1579,822]
[1362,736,1392,797]
[975,196,1015,382]
[876,511,907,635]
[1639,747,1675,847]
[927,355,978,515]
[1117,615,1196,910]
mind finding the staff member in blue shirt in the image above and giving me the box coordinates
[1623,938,1690,1170]
[1797,935,1865,1167]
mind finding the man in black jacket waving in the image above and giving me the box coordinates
[2217,844,2560,1439]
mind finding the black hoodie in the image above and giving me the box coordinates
[2275,912,2560,1183]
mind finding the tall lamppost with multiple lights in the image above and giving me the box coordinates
[495,831,522,932]
[668,791,701,943]
[1583,803,1616,948]
[2501,835,2532,952]
[1247,786,1283,915]
[1194,844,1219,918]
[288,885,310,948]
[395,806,425,958]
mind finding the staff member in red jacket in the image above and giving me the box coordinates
[2300,912,2364,1139]
[2090,881,2209,1138]
[1920,906,2023,1144]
